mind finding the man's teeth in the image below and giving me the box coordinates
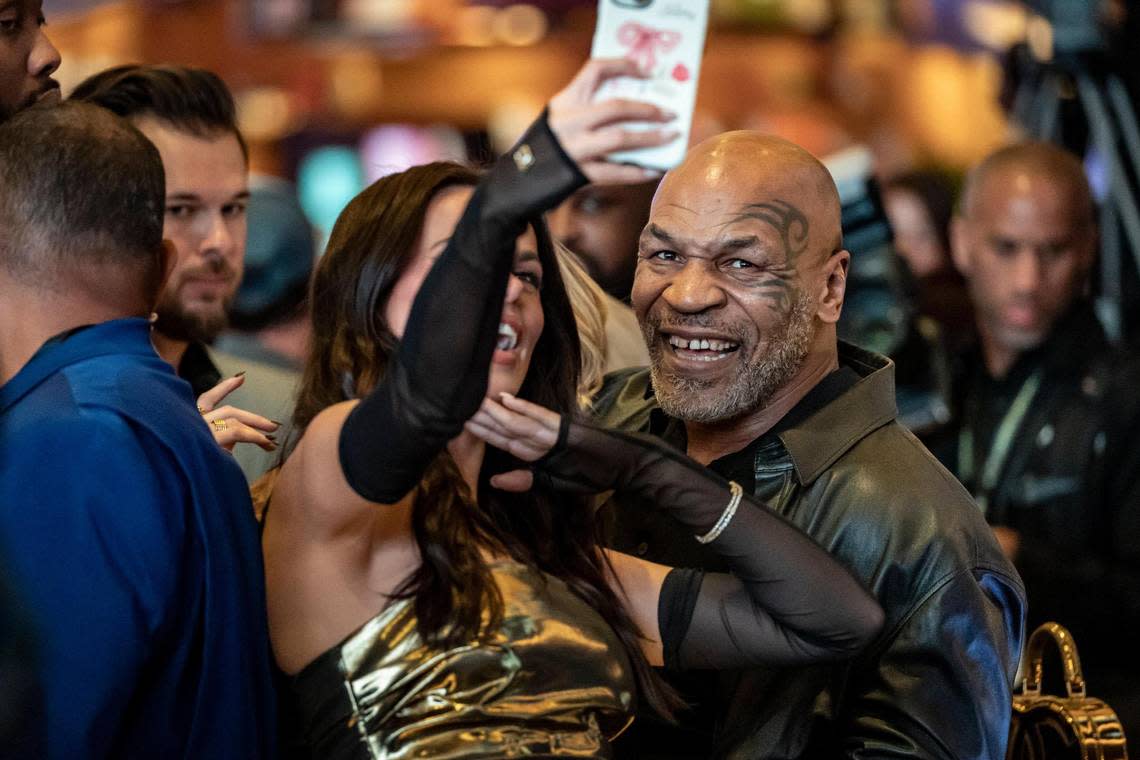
[497,323,518,351]
[667,335,738,352]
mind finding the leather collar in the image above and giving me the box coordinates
[777,341,898,484]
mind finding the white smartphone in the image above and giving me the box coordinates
[590,0,711,171]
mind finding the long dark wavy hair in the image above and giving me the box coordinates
[291,161,679,719]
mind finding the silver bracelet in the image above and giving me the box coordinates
[695,480,744,544]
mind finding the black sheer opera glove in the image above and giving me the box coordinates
[337,114,587,503]
[525,414,885,669]
[337,58,677,503]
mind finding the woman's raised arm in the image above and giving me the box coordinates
[294,60,677,527]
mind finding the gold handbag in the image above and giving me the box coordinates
[1007,622,1129,760]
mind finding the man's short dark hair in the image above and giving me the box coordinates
[69,64,247,159]
[0,101,165,294]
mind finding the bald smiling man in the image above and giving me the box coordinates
[593,133,1027,759]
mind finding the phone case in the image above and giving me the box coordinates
[590,0,710,171]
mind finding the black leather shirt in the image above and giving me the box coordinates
[593,344,1026,760]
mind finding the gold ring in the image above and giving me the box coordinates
[212,419,228,432]
[197,405,206,414]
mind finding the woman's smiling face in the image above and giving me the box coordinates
[384,185,546,400]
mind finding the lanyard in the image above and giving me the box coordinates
[958,369,1044,513]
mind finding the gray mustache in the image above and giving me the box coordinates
[646,315,747,342]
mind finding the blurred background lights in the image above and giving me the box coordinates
[236,86,295,142]
[456,5,498,47]
[297,146,365,239]
[493,5,549,47]
[488,97,546,153]
[329,51,384,120]
[962,1,1030,52]
[785,0,833,34]
[359,125,468,183]
[342,0,415,30]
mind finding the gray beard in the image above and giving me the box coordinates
[646,290,817,424]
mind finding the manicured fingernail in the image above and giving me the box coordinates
[266,434,278,442]
[233,371,246,378]
[270,420,282,427]
[662,109,677,120]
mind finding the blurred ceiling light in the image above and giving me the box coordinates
[962,1,1028,51]
[493,5,548,46]
[236,87,296,142]
[456,5,497,46]
[342,0,415,30]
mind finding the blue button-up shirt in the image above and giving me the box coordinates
[0,318,276,759]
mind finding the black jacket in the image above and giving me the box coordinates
[593,344,1026,759]
[927,303,1140,736]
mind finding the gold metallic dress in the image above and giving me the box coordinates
[283,560,636,759]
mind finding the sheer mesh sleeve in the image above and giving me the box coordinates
[536,419,886,667]
[338,113,587,503]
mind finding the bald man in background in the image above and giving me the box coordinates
[593,132,1025,759]
[934,141,1140,737]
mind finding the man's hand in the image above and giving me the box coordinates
[547,58,679,185]
[197,374,279,453]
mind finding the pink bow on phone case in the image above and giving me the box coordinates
[617,22,682,74]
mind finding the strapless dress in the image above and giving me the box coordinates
[281,560,637,759]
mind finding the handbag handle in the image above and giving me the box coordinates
[1021,622,1087,698]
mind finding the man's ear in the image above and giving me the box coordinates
[949,215,973,277]
[151,239,177,307]
[817,249,850,325]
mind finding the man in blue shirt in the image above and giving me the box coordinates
[0,102,275,757]
[1,6,59,755]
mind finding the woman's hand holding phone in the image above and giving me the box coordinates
[546,58,679,185]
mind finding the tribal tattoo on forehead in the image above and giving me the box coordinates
[722,199,810,315]
[725,200,810,264]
